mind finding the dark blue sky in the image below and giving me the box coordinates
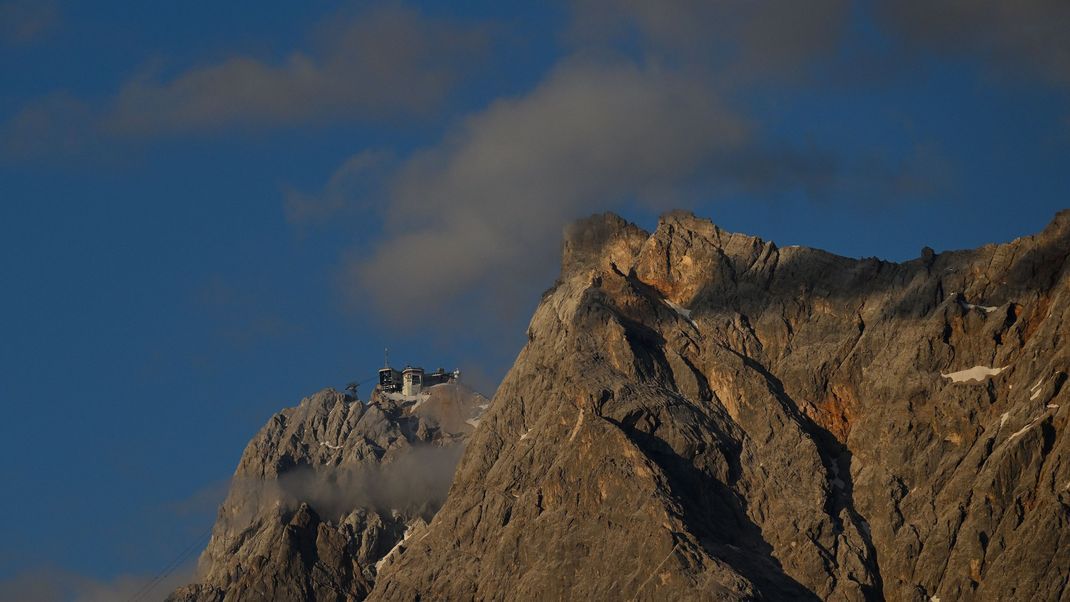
[1,1,1068,598]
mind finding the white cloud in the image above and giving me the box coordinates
[3,5,489,157]
[341,60,750,320]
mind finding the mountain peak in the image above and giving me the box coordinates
[561,211,648,276]
[369,209,1070,601]
[169,382,488,602]
[174,209,1070,602]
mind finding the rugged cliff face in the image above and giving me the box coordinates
[168,383,488,602]
[370,211,1070,601]
[175,210,1070,601]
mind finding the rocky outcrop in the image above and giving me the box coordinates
[168,383,488,602]
[369,210,1070,601]
[175,210,1070,601]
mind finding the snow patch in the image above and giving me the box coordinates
[465,418,481,428]
[941,365,1006,383]
[999,413,1009,429]
[568,409,585,442]
[375,526,413,572]
[959,299,998,313]
[519,428,534,441]
[1030,376,1048,400]
[663,298,697,327]
[319,441,344,450]
[1048,404,1060,409]
[1008,421,1038,441]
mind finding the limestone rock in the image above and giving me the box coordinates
[169,383,488,602]
[371,210,1070,601]
[177,209,1070,601]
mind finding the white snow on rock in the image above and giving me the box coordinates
[999,413,1010,429]
[1008,405,1058,441]
[1008,419,1040,441]
[663,298,697,327]
[959,299,999,313]
[466,418,481,428]
[941,365,1007,383]
[568,408,585,442]
[375,526,413,572]
[319,441,344,450]
[519,428,534,441]
[1030,376,1048,400]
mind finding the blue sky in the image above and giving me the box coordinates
[1,0,1068,598]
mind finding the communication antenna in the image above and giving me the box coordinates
[384,347,389,368]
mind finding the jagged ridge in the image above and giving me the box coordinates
[176,209,1070,601]
[169,383,488,602]
[371,210,1070,601]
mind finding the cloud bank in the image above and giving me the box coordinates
[0,0,58,46]
[220,444,466,529]
[569,0,850,78]
[265,444,466,520]
[343,60,751,320]
[2,5,488,157]
[102,7,486,136]
[877,0,1070,88]
[319,1,960,327]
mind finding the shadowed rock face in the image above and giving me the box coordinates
[167,383,487,602]
[369,210,1070,601]
[175,209,1070,601]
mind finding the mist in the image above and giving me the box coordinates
[235,444,468,521]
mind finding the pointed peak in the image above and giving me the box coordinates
[1040,208,1070,239]
[561,212,649,275]
[657,209,714,231]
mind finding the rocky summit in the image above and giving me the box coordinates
[176,210,1070,601]
[168,383,488,601]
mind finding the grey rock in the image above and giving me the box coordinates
[370,209,1070,601]
[169,383,488,602]
[177,209,1070,601]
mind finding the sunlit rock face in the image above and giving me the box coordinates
[175,209,1070,601]
[371,210,1070,602]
